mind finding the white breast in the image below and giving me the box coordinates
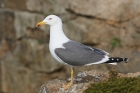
[49,24,69,65]
[49,40,65,63]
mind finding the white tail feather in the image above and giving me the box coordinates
[109,63,117,65]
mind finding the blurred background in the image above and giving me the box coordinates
[0,0,140,93]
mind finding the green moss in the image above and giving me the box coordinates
[110,37,121,49]
[37,39,44,44]
[85,69,140,93]
[84,77,140,93]
[137,75,140,78]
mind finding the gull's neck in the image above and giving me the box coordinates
[50,23,69,45]
[49,22,69,63]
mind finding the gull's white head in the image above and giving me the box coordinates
[36,15,62,27]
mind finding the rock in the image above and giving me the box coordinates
[0,39,10,58]
[14,11,49,39]
[0,9,16,40]
[4,0,27,10]
[68,0,140,22]
[39,70,140,93]
[66,17,119,44]
[26,0,68,14]
[39,70,108,93]
[0,38,63,93]
[120,16,140,46]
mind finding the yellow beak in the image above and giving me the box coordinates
[36,21,46,27]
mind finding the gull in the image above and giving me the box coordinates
[36,15,128,89]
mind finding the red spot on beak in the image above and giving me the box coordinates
[36,22,46,27]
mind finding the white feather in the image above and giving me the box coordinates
[49,20,69,65]
[109,63,117,65]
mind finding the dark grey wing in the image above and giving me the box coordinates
[55,41,109,66]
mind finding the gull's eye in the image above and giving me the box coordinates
[49,18,52,20]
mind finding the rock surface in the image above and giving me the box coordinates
[39,70,140,93]
[0,0,140,93]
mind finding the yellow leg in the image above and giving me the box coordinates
[62,67,74,89]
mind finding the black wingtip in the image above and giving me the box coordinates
[124,58,129,63]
